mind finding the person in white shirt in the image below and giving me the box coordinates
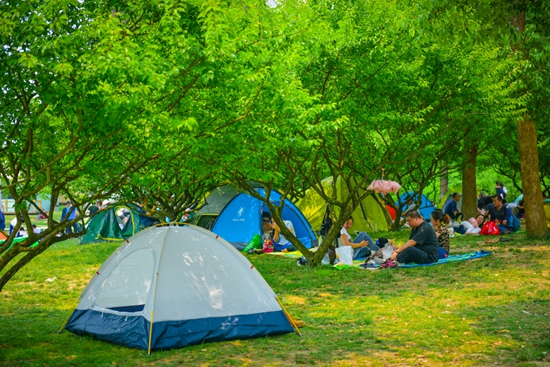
[340,216,379,260]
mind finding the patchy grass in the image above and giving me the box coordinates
[0,229,549,366]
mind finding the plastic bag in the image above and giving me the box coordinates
[381,244,394,260]
[335,246,353,265]
[243,234,263,252]
[480,220,500,235]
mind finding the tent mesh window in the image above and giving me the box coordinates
[95,249,155,313]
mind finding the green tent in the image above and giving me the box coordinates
[80,205,143,244]
[296,176,390,233]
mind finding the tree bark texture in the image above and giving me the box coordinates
[440,162,448,201]
[462,138,478,219]
[517,117,548,238]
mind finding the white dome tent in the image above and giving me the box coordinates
[63,224,297,352]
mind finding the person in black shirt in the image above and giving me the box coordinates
[390,210,439,264]
[487,195,520,233]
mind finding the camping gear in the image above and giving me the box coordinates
[80,204,142,244]
[297,176,390,234]
[480,220,500,235]
[193,184,317,250]
[398,192,435,220]
[64,225,296,352]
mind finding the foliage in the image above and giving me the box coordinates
[1,0,547,286]
[202,0,522,262]
[0,0,214,289]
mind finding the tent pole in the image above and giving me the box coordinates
[147,311,155,355]
[275,295,302,336]
[147,226,170,354]
[57,297,81,334]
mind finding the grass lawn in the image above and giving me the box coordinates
[0,228,549,366]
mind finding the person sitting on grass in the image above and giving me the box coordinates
[261,212,297,252]
[487,195,520,233]
[444,193,463,221]
[390,210,439,265]
[431,209,450,259]
[339,216,380,260]
[461,214,485,235]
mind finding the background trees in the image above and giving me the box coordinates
[1,0,547,287]
[0,0,226,290]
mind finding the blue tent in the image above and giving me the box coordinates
[193,185,317,250]
[398,192,435,220]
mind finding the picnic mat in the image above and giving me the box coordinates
[347,250,492,269]
[266,249,492,269]
[267,250,312,259]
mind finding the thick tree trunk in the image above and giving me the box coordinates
[462,138,478,219]
[517,118,548,238]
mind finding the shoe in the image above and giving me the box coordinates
[360,263,379,270]
[380,259,398,269]
[499,237,513,242]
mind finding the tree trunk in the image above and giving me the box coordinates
[462,138,478,219]
[440,162,448,202]
[517,118,548,238]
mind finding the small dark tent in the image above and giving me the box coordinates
[193,184,317,250]
[80,205,143,244]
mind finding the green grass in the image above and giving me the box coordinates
[1,230,549,366]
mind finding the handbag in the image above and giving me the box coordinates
[262,239,274,253]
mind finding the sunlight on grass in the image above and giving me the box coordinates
[0,233,549,366]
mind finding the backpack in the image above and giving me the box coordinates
[319,204,339,265]
[320,204,333,236]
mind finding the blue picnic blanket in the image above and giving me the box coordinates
[392,250,491,268]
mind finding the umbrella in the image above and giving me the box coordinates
[368,179,401,194]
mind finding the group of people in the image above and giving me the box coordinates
[330,180,522,266]
[331,211,440,265]
[443,189,521,235]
